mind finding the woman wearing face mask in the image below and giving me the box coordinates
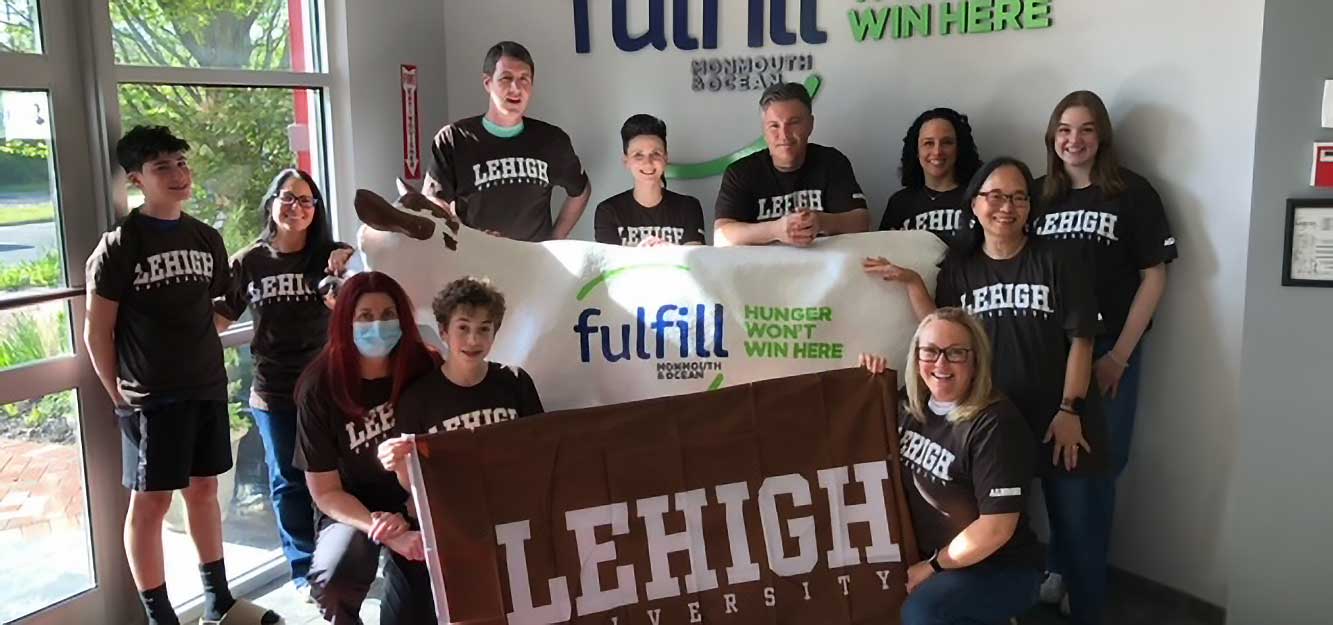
[865,157,1107,623]
[215,169,352,595]
[292,272,438,624]
[1031,90,1177,619]
[860,308,1040,625]
[878,108,983,244]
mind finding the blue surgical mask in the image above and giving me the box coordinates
[352,319,402,358]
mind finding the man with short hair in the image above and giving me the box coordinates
[423,41,591,241]
[714,82,869,246]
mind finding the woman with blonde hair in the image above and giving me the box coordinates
[861,307,1040,625]
[865,156,1106,623]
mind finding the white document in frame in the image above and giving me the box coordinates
[1324,79,1333,128]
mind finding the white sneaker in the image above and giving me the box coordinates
[293,582,315,605]
[1039,572,1066,605]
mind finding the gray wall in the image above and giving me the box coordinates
[1229,1,1333,623]
[437,0,1263,603]
[326,0,450,243]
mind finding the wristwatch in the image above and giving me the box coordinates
[1060,396,1086,416]
[927,549,946,573]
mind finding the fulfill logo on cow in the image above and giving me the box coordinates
[574,303,730,364]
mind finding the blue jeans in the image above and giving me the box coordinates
[1043,336,1143,625]
[901,560,1040,625]
[1095,335,1143,479]
[251,406,317,587]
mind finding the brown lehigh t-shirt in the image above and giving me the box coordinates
[294,374,407,514]
[423,116,587,242]
[714,143,867,226]
[1034,169,1179,339]
[878,186,970,245]
[593,189,706,246]
[935,239,1107,476]
[214,241,350,412]
[898,399,1040,568]
[85,209,230,406]
[395,362,545,436]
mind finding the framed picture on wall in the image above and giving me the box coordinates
[1282,198,1333,286]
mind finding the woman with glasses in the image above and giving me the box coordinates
[860,308,1040,625]
[877,108,983,244]
[215,168,353,595]
[865,156,1106,622]
[1030,91,1177,622]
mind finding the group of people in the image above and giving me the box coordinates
[83,37,1175,625]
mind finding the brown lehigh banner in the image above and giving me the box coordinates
[408,367,918,625]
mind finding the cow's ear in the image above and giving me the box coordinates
[355,188,436,241]
[396,177,421,196]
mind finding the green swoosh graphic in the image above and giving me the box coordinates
[707,374,725,391]
[576,264,691,301]
[665,73,824,180]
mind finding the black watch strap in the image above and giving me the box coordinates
[928,549,946,573]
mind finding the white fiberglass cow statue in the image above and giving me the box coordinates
[355,180,945,411]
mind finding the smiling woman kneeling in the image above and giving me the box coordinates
[861,308,1040,625]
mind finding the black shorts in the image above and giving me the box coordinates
[119,400,234,491]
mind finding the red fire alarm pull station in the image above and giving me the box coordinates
[1313,143,1333,188]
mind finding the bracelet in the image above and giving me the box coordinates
[1058,406,1080,417]
[1105,351,1129,368]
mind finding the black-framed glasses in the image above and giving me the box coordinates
[276,191,318,208]
[976,189,1030,207]
[916,345,973,363]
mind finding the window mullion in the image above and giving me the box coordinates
[0,52,49,88]
[115,66,333,90]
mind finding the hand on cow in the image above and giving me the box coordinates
[862,256,922,285]
[776,210,817,247]
[637,236,670,248]
[383,530,426,561]
[858,353,889,375]
[327,247,353,276]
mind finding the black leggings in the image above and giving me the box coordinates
[307,517,435,624]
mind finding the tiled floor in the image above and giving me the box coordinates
[247,569,384,625]
[1019,570,1221,625]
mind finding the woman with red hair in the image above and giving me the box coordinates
[293,271,437,624]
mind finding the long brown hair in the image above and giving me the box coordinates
[1042,90,1126,204]
[296,271,437,422]
[904,308,1003,423]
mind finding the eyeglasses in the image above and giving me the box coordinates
[277,192,318,208]
[916,346,973,363]
[976,189,1030,207]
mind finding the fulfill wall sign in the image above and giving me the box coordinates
[572,0,1054,52]
[571,0,1055,179]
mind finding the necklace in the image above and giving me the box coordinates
[924,184,956,202]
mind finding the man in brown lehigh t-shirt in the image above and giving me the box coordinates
[423,41,591,242]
